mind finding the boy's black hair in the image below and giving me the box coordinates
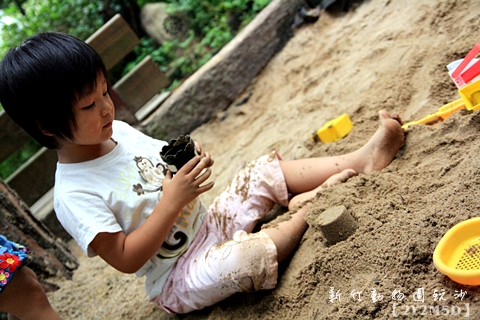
[0,32,108,149]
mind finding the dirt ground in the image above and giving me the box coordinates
[47,0,480,318]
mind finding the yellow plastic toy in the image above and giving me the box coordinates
[403,41,480,129]
[433,217,480,286]
[402,98,466,129]
[458,79,480,111]
[311,113,353,143]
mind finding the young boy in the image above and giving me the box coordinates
[0,235,62,319]
[0,32,405,314]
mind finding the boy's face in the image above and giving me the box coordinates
[70,73,115,146]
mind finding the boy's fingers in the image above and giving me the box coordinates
[177,154,213,178]
[194,141,205,156]
[179,155,202,174]
[198,181,215,192]
[195,167,212,184]
[203,152,214,167]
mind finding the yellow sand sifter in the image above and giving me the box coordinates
[433,217,480,286]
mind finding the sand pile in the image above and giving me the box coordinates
[47,0,480,318]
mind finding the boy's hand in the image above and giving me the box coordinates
[162,154,214,210]
[194,141,214,168]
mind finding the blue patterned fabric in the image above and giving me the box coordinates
[0,235,29,293]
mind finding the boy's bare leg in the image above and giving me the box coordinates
[263,110,405,262]
[262,203,311,262]
[288,168,357,209]
[262,168,356,261]
[0,267,62,320]
[279,110,404,194]
[262,169,356,262]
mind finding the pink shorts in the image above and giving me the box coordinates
[154,152,289,314]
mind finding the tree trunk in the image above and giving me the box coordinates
[100,0,146,38]
[0,179,78,281]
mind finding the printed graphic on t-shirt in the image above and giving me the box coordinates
[132,156,167,198]
[131,155,204,259]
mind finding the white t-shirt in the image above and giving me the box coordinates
[54,120,207,298]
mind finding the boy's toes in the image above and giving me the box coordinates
[322,169,357,188]
[390,112,403,125]
[379,109,403,125]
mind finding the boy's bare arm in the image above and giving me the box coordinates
[90,154,214,273]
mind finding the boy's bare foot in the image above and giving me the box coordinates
[358,110,405,174]
[321,168,357,188]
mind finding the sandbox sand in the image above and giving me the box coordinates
[47,0,480,318]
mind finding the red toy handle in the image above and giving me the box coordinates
[451,42,480,86]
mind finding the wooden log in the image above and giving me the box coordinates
[86,14,139,71]
[113,56,170,114]
[0,179,78,280]
[109,85,139,125]
[144,0,300,140]
[0,110,31,163]
[5,147,57,207]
